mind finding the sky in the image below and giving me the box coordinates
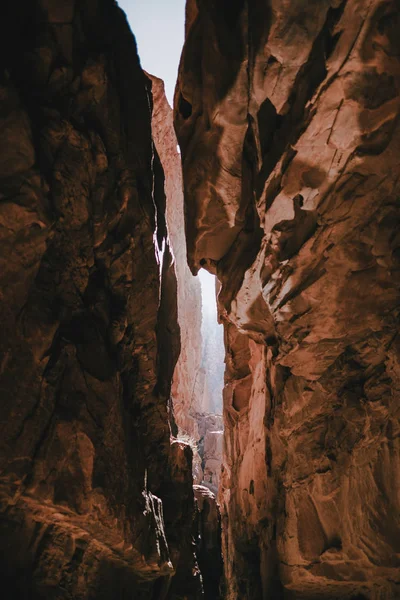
[118,0,186,105]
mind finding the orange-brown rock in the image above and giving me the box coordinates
[0,1,202,598]
[176,1,400,598]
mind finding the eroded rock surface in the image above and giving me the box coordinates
[0,1,201,598]
[176,0,400,598]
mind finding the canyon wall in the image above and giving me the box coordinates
[0,1,202,598]
[175,0,400,598]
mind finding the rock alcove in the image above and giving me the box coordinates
[0,1,399,600]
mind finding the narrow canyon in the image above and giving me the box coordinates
[0,1,399,599]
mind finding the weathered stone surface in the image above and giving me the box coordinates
[0,1,201,598]
[176,0,400,598]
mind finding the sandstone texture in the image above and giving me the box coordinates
[0,1,203,598]
[175,0,400,598]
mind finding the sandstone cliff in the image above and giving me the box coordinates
[175,0,400,598]
[0,1,202,598]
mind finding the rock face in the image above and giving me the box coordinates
[176,0,400,598]
[0,1,202,598]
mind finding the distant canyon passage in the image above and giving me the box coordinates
[0,1,399,600]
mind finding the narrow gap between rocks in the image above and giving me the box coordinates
[109,3,226,597]
[119,0,225,494]
[196,268,225,494]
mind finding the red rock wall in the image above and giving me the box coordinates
[175,1,400,598]
[0,2,201,598]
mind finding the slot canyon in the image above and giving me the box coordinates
[0,0,399,598]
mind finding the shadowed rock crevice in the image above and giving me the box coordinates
[150,74,224,598]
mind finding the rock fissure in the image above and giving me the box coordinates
[1,0,400,599]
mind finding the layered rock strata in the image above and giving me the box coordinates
[0,1,202,598]
[176,0,400,598]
